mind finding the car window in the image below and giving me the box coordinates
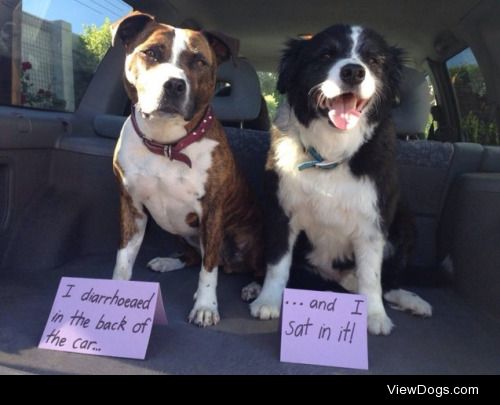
[446,48,499,145]
[0,0,131,113]
[425,74,440,139]
[257,71,284,120]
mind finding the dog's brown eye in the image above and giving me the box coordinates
[369,57,379,65]
[143,49,157,61]
[320,52,334,60]
[194,57,208,68]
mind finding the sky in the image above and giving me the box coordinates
[446,47,477,69]
[23,0,131,34]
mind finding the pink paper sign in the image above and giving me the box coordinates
[39,277,167,360]
[280,288,368,370]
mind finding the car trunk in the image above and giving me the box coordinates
[1,125,500,374]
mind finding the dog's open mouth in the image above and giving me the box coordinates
[320,93,369,130]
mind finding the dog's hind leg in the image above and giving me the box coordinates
[148,237,201,273]
[147,257,186,272]
[381,200,432,317]
[241,281,262,302]
[384,289,433,317]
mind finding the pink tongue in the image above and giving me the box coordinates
[328,94,361,130]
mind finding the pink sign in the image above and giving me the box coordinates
[39,277,167,359]
[280,288,368,370]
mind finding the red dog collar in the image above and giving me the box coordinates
[130,105,214,168]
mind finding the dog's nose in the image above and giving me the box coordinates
[164,78,187,97]
[340,64,366,86]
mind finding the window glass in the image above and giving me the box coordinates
[446,48,499,145]
[424,75,438,136]
[0,0,131,112]
[257,71,284,120]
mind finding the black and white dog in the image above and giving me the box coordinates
[245,25,432,335]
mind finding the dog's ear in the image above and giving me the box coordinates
[111,11,155,48]
[277,38,307,94]
[388,46,405,97]
[202,31,239,66]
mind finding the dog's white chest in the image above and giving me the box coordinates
[116,118,218,236]
[274,135,380,273]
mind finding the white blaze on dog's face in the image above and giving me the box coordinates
[111,12,217,120]
[319,26,377,130]
[124,28,189,116]
[277,24,403,131]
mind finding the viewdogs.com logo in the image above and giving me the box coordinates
[387,385,479,398]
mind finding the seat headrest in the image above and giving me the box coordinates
[212,57,262,122]
[392,67,430,135]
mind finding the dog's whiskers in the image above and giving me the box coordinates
[309,84,328,110]
[308,83,322,97]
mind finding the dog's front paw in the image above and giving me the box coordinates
[188,304,220,327]
[250,295,281,320]
[147,257,185,273]
[368,312,394,335]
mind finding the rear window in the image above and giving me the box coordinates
[446,48,499,145]
[0,0,131,112]
[257,71,284,120]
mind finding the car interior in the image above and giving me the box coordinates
[0,0,499,374]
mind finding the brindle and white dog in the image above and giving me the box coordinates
[111,12,263,327]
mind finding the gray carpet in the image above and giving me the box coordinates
[1,249,500,375]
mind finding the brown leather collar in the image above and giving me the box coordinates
[130,105,214,168]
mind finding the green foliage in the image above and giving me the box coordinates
[81,18,112,63]
[73,19,112,106]
[257,71,284,120]
[462,111,499,145]
[450,63,499,145]
[424,114,434,139]
[264,94,279,119]
[449,64,486,97]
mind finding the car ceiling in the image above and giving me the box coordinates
[126,0,488,71]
